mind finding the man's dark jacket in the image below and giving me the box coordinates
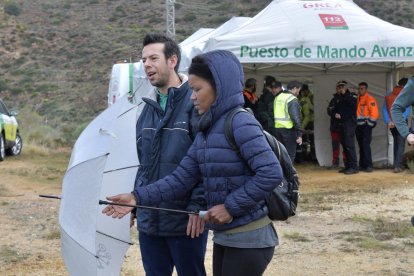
[134,79,205,236]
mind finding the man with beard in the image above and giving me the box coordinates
[133,33,208,276]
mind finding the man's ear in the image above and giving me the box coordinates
[168,55,178,69]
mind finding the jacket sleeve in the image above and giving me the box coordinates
[391,78,414,138]
[288,99,303,138]
[327,97,335,117]
[256,93,273,128]
[224,112,283,217]
[382,100,390,124]
[133,141,202,206]
[186,182,206,212]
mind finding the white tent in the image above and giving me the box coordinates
[179,28,215,48]
[179,17,251,72]
[107,62,152,106]
[193,0,414,166]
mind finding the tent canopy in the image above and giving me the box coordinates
[179,0,414,167]
[179,17,251,72]
[204,0,414,67]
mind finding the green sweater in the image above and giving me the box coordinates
[391,77,414,138]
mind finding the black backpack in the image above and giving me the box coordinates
[224,107,300,221]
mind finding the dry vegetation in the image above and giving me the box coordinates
[0,148,413,275]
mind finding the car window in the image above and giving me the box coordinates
[0,100,9,115]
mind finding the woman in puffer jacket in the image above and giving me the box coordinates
[103,50,283,276]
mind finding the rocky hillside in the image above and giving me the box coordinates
[0,0,413,145]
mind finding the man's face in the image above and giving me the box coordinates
[292,87,301,97]
[337,85,346,94]
[271,86,281,96]
[358,85,367,96]
[336,85,341,93]
[142,43,176,89]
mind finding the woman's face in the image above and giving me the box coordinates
[189,74,216,115]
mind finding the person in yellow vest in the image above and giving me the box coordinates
[383,78,409,173]
[356,82,379,172]
[274,80,302,162]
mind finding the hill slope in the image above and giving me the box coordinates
[0,0,413,145]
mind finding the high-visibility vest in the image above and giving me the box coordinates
[274,92,296,128]
[356,92,379,127]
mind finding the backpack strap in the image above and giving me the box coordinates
[225,107,283,162]
[224,107,249,153]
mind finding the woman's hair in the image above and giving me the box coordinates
[188,55,216,89]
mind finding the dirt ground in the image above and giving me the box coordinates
[0,150,413,276]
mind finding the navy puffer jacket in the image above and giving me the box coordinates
[134,50,283,231]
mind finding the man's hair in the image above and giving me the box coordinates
[273,81,282,88]
[398,78,408,86]
[188,55,216,89]
[143,33,181,72]
[358,82,368,88]
[245,78,257,89]
[264,75,277,88]
[287,80,301,90]
[301,84,309,92]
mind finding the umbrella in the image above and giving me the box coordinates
[59,77,153,275]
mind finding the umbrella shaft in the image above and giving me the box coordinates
[39,194,61,199]
[99,200,200,216]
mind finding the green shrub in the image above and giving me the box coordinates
[183,13,196,21]
[4,2,20,16]
[0,78,8,91]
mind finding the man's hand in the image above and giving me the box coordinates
[296,137,302,145]
[388,122,395,128]
[407,133,414,145]
[186,214,205,238]
[101,193,136,219]
[203,204,233,225]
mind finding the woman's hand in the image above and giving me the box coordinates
[101,193,136,219]
[186,214,205,238]
[204,204,233,225]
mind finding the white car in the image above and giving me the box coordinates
[0,99,22,161]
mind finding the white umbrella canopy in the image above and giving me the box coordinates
[59,84,152,275]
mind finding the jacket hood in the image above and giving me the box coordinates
[198,50,244,128]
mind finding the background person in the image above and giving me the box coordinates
[298,84,315,162]
[392,76,414,146]
[355,82,379,172]
[256,76,281,135]
[103,50,283,276]
[273,80,303,162]
[327,84,346,168]
[383,78,410,173]
[134,33,207,276]
[333,80,359,174]
[242,78,258,113]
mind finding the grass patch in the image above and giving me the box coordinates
[351,216,414,240]
[340,217,414,251]
[0,185,11,196]
[283,231,311,242]
[43,230,60,240]
[358,237,396,250]
[0,246,29,264]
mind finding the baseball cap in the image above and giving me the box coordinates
[336,80,347,86]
